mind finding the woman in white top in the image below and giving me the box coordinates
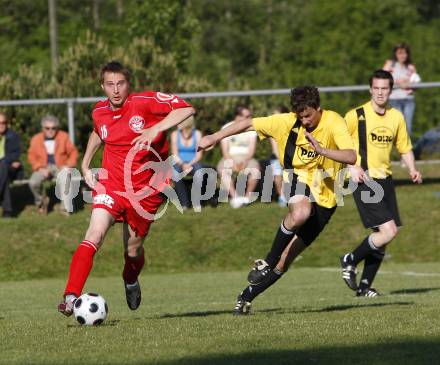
[383,43,421,135]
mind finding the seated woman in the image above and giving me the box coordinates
[170,116,203,210]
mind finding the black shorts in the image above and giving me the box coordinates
[283,173,336,246]
[282,172,312,202]
[296,203,336,246]
[352,176,401,229]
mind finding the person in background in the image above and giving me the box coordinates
[170,115,203,210]
[27,115,78,214]
[0,112,22,218]
[383,42,421,136]
[217,105,260,209]
[269,105,289,207]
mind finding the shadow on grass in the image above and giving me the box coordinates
[77,339,440,365]
[67,319,120,328]
[162,340,440,365]
[390,287,440,295]
[157,301,413,319]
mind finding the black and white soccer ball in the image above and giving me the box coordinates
[73,293,108,326]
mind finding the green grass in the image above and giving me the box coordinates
[1,164,439,280]
[1,264,440,365]
[1,164,439,364]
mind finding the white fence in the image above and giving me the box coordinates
[1,82,440,144]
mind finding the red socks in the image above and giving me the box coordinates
[63,240,144,297]
[123,249,145,284]
[64,240,98,297]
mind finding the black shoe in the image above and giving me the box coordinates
[124,280,141,310]
[356,287,379,297]
[340,254,357,291]
[247,259,272,285]
[2,211,13,218]
[234,295,251,315]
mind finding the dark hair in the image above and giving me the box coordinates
[234,105,251,117]
[369,69,394,89]
[100,61,131,84]
[290,86,320,114]
[275,105,290,114]
[392,42,412,66]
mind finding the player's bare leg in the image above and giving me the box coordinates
[341,220,397,296]
[58,208,114,316]
[122,223,146,310]
[248,196,311,285]
[237,198,311,315]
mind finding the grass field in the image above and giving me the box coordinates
[0,164,439,364]
[0,164,439,280]
[1,264,440,365]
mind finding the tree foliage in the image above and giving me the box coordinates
[0,0,439,158]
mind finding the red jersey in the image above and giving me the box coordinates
[92,91,191,194]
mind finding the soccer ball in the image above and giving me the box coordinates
[73,293,108,326]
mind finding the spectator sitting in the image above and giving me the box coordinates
[383,42,421,136]
[217,105,260,208]
[27,115,78,214]
[269,105,289,207]
[170,116,203,210]
[0,112,23,218]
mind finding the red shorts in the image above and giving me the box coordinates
[92,189,164,237]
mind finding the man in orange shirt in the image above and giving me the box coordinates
[28,115,78,214]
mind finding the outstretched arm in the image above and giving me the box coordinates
[198,118,254,151]
[132,107,195,150]
[305,132,356,164]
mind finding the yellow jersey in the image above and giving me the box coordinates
[252,110,354,208]
[345,101,412,178]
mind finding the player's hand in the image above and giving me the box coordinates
[83,168,97,189]
[11,161,21,169]
[349,165,369,184]
[410,169,422,184]
[132,126,159,151]
[198,135,218,151]
[304,132,323,155]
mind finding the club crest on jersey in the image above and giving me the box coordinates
[129,115,145,133]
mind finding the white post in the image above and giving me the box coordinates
[67,100,75,144]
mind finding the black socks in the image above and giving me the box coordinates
[240,268,283,302]
[265,221,295,268]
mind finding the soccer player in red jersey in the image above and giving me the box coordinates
[58,61,195,316]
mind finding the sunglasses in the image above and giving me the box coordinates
[44,126,57,130]
[0,121,7,125]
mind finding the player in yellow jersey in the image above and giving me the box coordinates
[340,69,422,297]
[198,86,356,314]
